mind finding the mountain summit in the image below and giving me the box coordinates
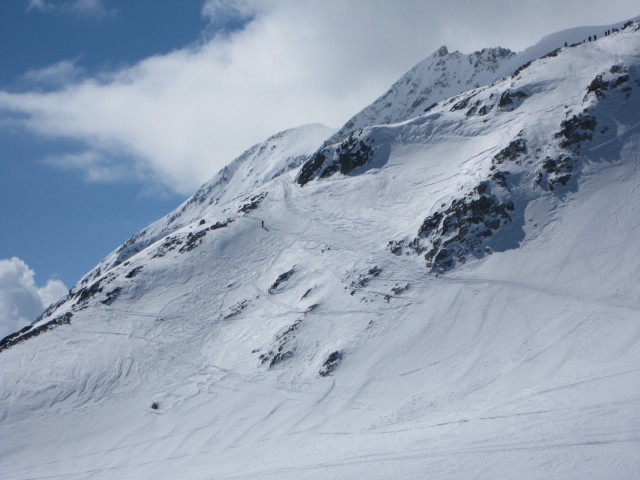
[2,19,640,480]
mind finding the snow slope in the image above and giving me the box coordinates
[2,20,640,480]
[91,122,334,273]
[328,17,639,145]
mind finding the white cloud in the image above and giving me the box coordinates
[43,150,137,183]
[26,0,114,18]
[3,0,639,194]
[0,257,68,339]
[201,0,258,32]
[22,58,85,89]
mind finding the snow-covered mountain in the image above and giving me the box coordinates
[328,16,640,145]
[2,19,640,480]
[91,123,334,273]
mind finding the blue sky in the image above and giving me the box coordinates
[1,0,638,336]
[1,0,209,288]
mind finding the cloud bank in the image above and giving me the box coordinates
[0,257,68,338]
[3,0,639,194]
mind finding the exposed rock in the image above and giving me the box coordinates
[152,236,183,258]
[555,112,596,151]
[511,61,533,78]
[222,300,250,319]
[268,268,296,294]
[297,151,326,186]
[391,283,410,295]
[541,47,561,59]
[319,351,343,377]
[125,266,143,278]
[238,193,267,214]
[492,139,527,165]
[499,90,528,109]
[101,287,122,306]
[0,312,73,353]
[179,229,209,253]
[394,180,515,273]
[75,281,103,304]
[296,129,380,185]
[450,93,478,112]
[350,266,382,292]
[259,319,302,367]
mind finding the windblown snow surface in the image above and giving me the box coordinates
[2,21,640,480]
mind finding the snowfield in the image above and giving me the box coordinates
[1,20,640,479]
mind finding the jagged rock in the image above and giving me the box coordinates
[541,47,561,59]
[152,236,183,258]
[391,283,410,295]
[492,139,527,165]
[556,112,596,151]
[268,268,296,294]
[0,312,73,353]
[350,266,382,290]
[75,281,103,304]
[238,193,267,214]
[499,90,528,109]
[179,229,209,253]
[406,183,514,272]
[102,287,121,305]
[259,319,302,367]
[319,351,343,377]
[587,75,609,98]
[125,266,143,278]
[222,300,250,319]
[297,151,326,185]
[511,60,533,78]
[296,131,377,185]
[450,93,478,112]
[491,170,510,188]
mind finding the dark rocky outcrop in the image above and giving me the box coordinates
[125,266,143,278]
[420,192,513,272]
[499,90,528,109]
[75,281,103,304]
[222,300,250,319]
[238,193,267,214]
[555,112,596,152]
[319,351,343,377]
[297,151,326,186]
[450,93,478,112]
[101,287,122,306]
[349,266,382,294]
[259,319,302,367]
[0,312,73,353]
[492,139,527,165]
[152,236,183,258]
[296,130,380,185]
[154,219,233,257]
[390,178,517,273]
[268,268,296,294]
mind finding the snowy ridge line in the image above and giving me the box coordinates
[326,17,640,147]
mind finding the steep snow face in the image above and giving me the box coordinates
[328,18,638,145]
[87,123,334,275]
[2,21,640,480]
[328,45,517,144]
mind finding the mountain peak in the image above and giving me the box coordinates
[326,44,517,145]
[434,45,449,57]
